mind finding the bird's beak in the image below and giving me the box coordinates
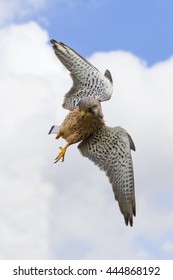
[93,107,104,119]
[80,110,86,117]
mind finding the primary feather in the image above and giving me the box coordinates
[78,126,136,226]
[50,39,113,110]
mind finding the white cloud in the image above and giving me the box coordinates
[162,240,173,254]
[0,21,173,259]
[0,0,47,25]
[0,21,58,259]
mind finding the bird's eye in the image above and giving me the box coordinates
[89,105,97,110]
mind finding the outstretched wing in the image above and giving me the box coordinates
[50,39,113,110]
[78,126,136,226]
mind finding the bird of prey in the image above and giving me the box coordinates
[49,39,136,226]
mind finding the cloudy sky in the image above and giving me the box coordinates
[0,0,173,260]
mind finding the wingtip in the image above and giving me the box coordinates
[50,39,65,47]
[50,39,57,45]
[104,69,113,84]
[124,215,133,227]
[48,125,55,135]
[127,133,136,151]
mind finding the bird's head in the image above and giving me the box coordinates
[78,98,103,119]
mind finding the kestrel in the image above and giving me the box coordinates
[49,39,136,226]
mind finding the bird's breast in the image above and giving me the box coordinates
[60,109,104,143]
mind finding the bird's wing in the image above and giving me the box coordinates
[78,126,136,226]
[50,39,113,110]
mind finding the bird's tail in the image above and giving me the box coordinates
[48,125,60,135]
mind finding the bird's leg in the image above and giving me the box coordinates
[54,143,70,163]
[55,131,62,139]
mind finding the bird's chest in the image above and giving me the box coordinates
[61,111,101,140]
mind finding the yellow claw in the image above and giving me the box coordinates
[54,144,69,163]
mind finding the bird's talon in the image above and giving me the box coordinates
[54,146,67,163]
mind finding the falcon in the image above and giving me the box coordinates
[49,39,136,226]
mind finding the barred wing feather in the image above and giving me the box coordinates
[50,40,113,110]
[78,126,136,226]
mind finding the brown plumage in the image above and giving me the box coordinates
[49,39,136,226]
[54,98,104,163]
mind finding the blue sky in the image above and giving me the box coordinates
[13,0,173,65]
[0,0,173,260]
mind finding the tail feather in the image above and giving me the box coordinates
[48,125,60,134]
